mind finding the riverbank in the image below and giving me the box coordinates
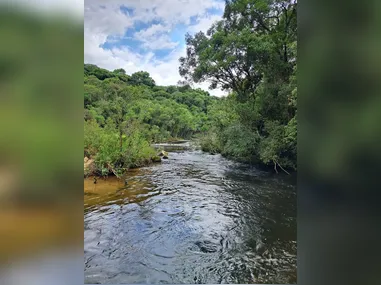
[84,154,161,178]
[194,133,296,175]
[85,139,294,178]
[84,143,175,178]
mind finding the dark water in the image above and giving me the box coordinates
[84,143,297,284]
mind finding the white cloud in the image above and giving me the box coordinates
[134,24,168,39]
[118,0,224,25]
[85,4,133,37]
[188,14,222,34]
[134,24,179,50]
[84,0,227,97]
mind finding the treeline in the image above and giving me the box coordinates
[180,0,297,172]
[84,64,217,175]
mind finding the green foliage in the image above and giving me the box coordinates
[220,123,260,162]
[84,119,156,175]
[179,0,297,171]
[200,131,221,154]
[113,68,126,75]
[84,119,102,157]
[94,124,121,171]
[84,64,217,176]
[128,71,156,87]
[122,123,156,168]
[84,64,115,80]
[84,64,213,143]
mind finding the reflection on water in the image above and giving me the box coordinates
[84,169,158,209]
[84,147,296,284]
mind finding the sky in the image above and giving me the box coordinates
[84,0,227,96]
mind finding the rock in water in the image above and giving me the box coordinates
[158,150,169,159]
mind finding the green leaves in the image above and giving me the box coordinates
[84,63,219,175]
[183,1,297,171]
[128,71,156,87]
[180,0,296,104]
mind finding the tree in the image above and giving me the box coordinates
[129,71,156,87]
[84,84,102,107]
[179,0,297,102]
[179,28,271,102]
[84,63,115,80]
[113,68,126,75]
[180,0,297,171]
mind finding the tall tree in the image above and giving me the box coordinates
[180,0,297,171]
[179,0,296,102]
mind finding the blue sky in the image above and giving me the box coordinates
[84,0,227,96]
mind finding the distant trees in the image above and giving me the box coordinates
[84,64,216,175]
[84,64,155,87]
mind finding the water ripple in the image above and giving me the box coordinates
[84,147,296,284]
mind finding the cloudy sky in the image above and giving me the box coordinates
[84,0,227,96]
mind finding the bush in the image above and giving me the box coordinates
[220,123,259,162]
[84,119,156,176]
[200,131,221,154]
[258,119,297,170]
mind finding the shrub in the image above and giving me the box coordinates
[200,131,221,154]
[84,119,156,176]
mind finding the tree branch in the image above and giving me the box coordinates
[274,159,290,175]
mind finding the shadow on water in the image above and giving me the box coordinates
[84,145,296,284]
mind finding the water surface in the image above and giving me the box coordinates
[84,144,296,284]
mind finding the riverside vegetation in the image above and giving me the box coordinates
[84,0,297,176]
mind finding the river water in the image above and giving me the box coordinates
[84,142,296,284]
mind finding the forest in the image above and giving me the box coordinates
[84,0,297,176]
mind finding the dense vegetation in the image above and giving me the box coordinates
[84,64,217,176]
[84,0,297,176]
[180,0,297,172]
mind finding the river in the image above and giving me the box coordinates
[84,142,297,284]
